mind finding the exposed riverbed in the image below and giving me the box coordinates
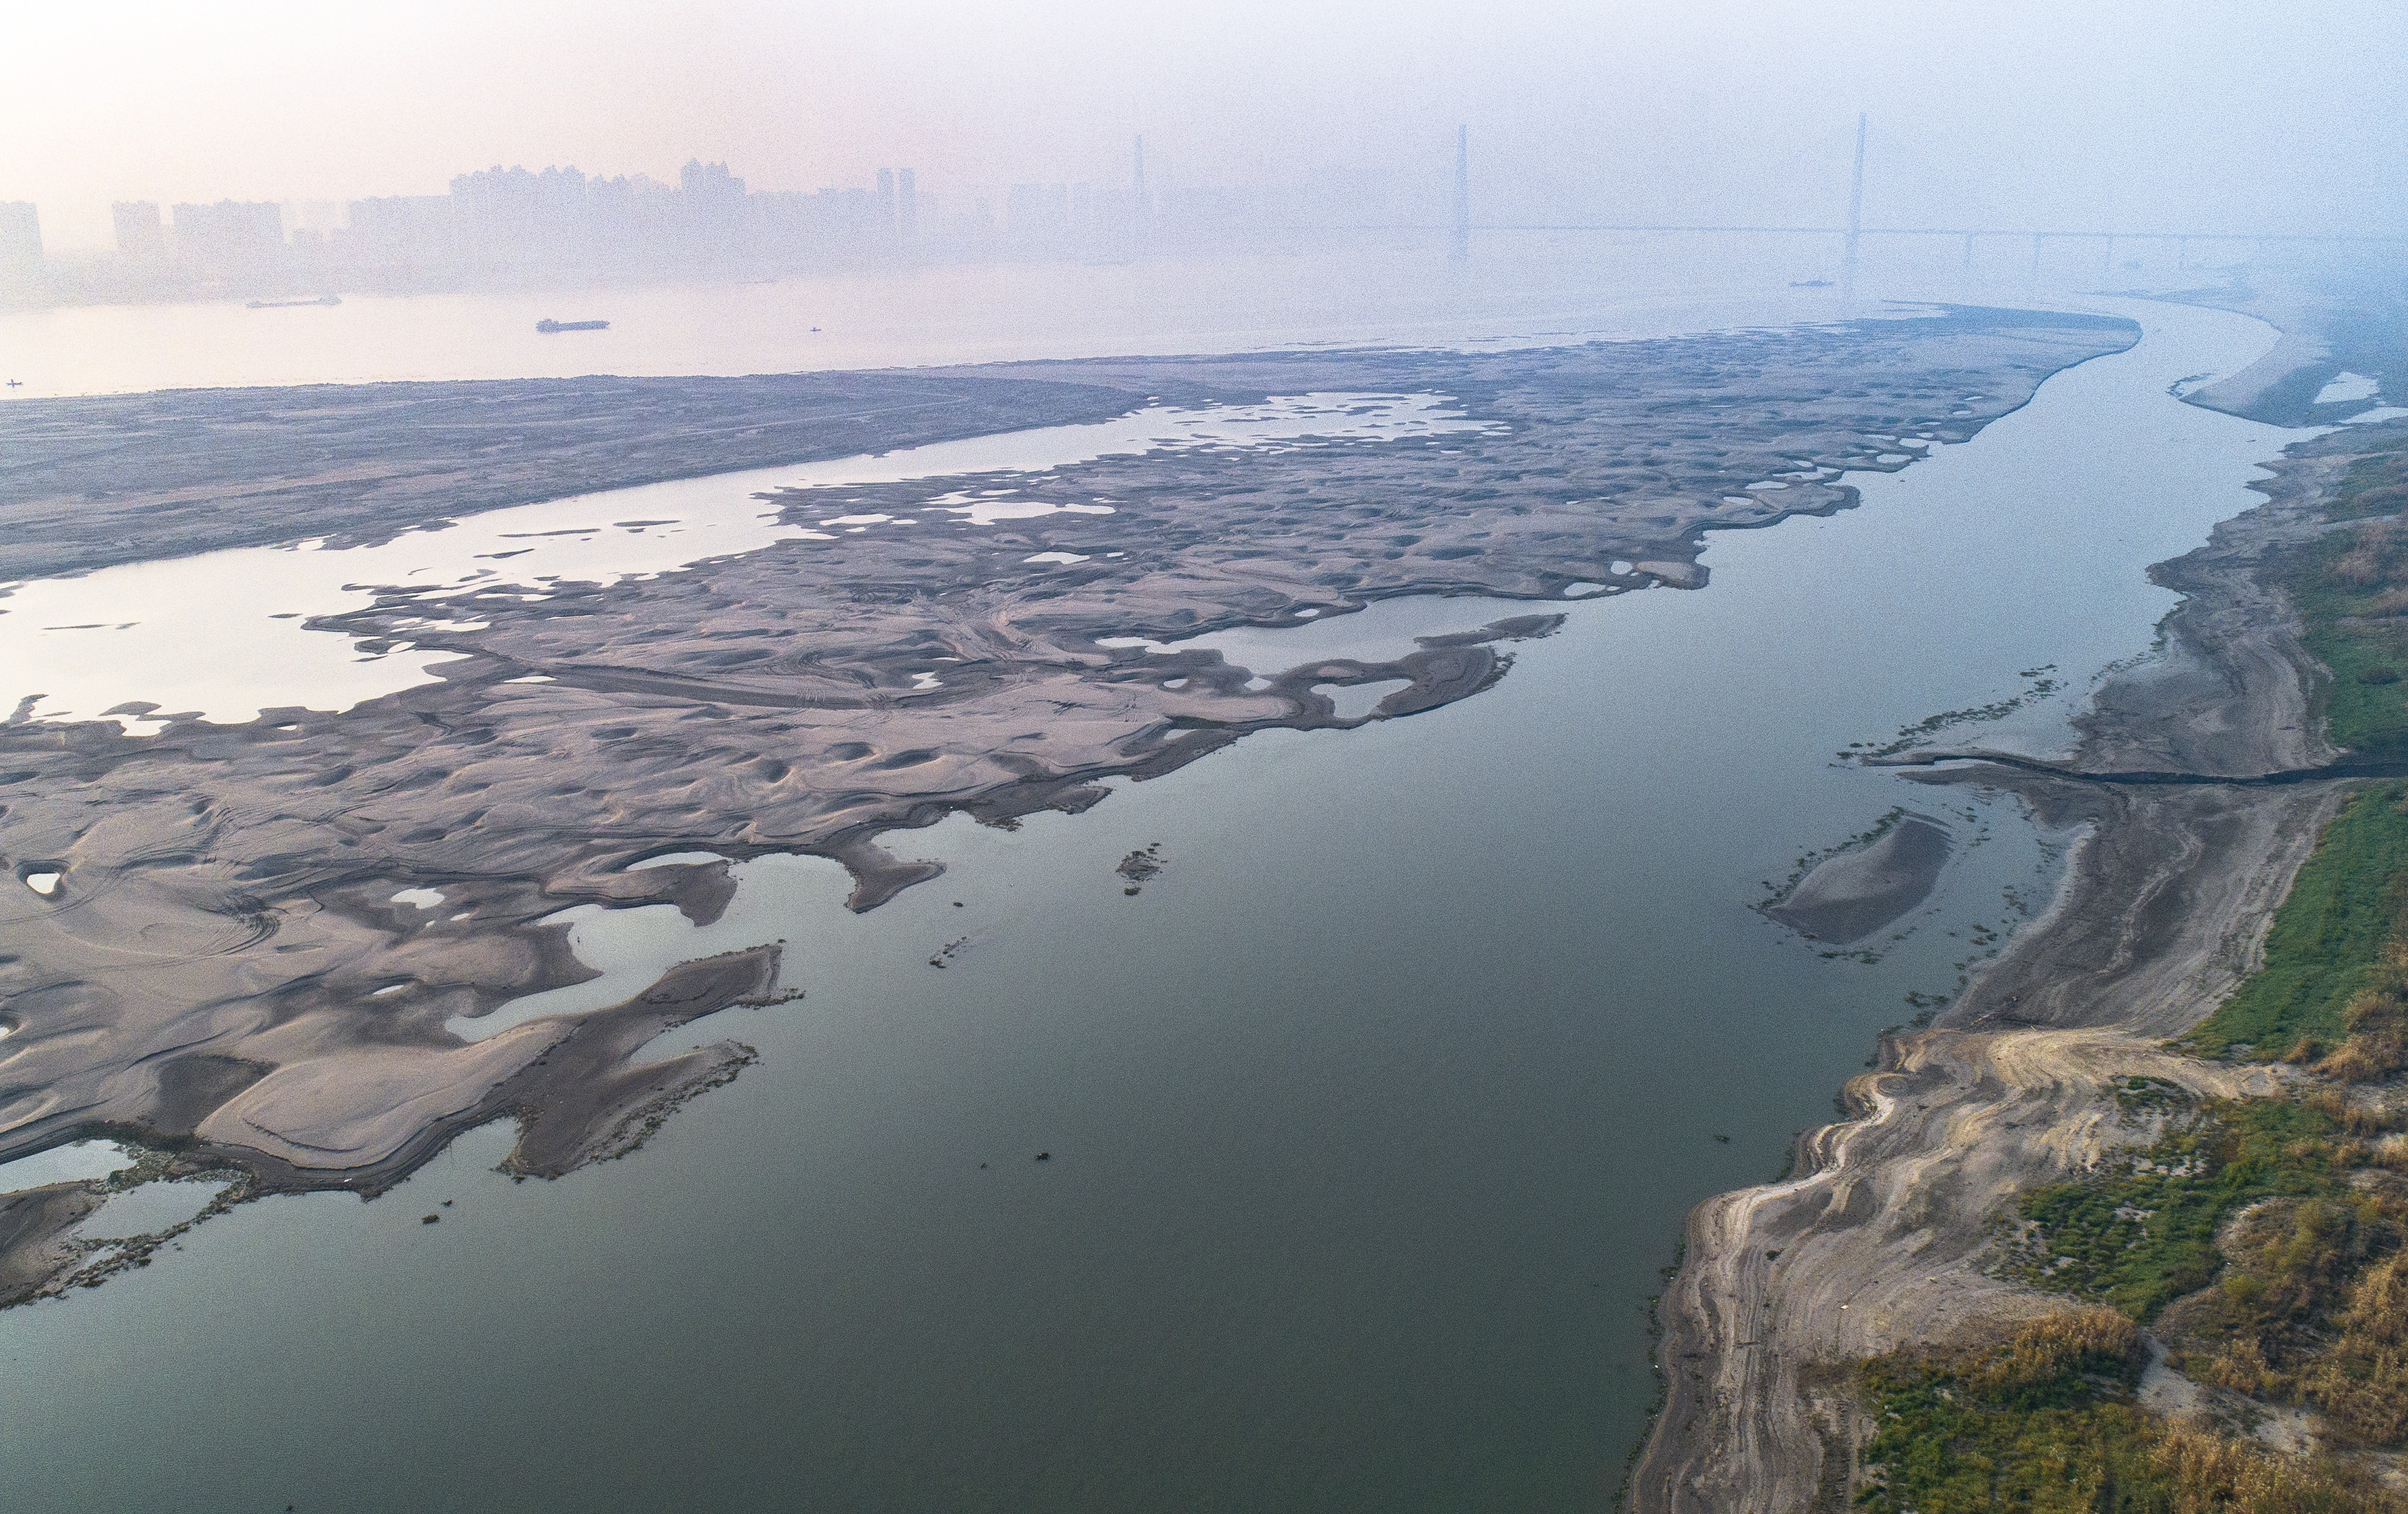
[0,391,1486,727]
[0,297,2296,1512]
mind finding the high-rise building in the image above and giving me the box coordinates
[171,200,284,269]
[0,202,41,270]
[679,160,746,199]
[112,202,165,259]
[1132,135,1149,235]
[286,201,347,237]
[676,160,749,258]
[896,169,917,241]
[345,195,459,267]
[1007,183,1044,242]
[877,169,896,240]
[450,165,595,262]
[792,185,879,243]
[1450,125,1469,262]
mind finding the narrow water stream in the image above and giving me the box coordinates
[0,393,1487,728]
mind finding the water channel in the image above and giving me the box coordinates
[0,391,1489,728]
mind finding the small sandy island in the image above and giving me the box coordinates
[1767,814,1952,944]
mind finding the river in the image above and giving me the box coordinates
[0,230,2171,399]
[0,283,2294,1510]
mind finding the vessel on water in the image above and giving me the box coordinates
[245,294,342,309]
[536,318,610,333]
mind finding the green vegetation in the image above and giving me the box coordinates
[2184,1215,2408,1447]
[2288,448,2408,753]
[2111,1076,2189,1118]
[2006,1090,2408,1449]
[1856,1309,2398,1513]
[2006,1099,2354,1320]
[2323,435,2408,522]
[2310,931,2408,1085]
[2184,784,2408,1061]
[2296,526,2408,757]
[2195,444,2408,1062]
[1856,1310,2156,1514]
[1858,436,2408,1502]
[1855,434,2408,1504]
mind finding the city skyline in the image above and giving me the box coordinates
[8,1,2407,253]
[2,137,1449,307]
[6,143,1456,261]
[9,115,2399,312]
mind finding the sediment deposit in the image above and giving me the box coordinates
[1767,815,1954,945]
[0,308,2131,1304]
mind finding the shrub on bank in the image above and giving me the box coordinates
[1854,1310,2156,1514]
[2185,785,2408,1063]
[2006,1091,2408,1449]
[1853,1310,2400,1513]
[2006,1098,2352,1321]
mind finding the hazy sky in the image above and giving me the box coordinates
[8,1,2405,250]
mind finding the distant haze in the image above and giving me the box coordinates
[7,0,2406,250]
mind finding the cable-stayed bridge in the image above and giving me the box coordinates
[1437,118,2407,280]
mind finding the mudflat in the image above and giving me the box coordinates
[0,371,1148,581]
[0,308,2133,1304]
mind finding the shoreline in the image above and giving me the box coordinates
[1630,314,2402,1507]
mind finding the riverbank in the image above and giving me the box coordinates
[1632,306,2408,1508]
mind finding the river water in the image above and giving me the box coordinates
[0,391,1491,728]
[0,283,2294,1510]
[0,230,2171,400]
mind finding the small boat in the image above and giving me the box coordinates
[246,294,343,309]
[537,318,610,334]
[1788,279,1834,289]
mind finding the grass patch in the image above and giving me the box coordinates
[2189,484,2408,1066]
[1856,1308,2400,1513]
[2005,1098,2351,1320]
[2185,784,2408,1059]
[2324,435,2408,522]
[1856,1310,2156,1514]
[2290,493,2408,756]
[2005,1090,2408,1448]
[2261,437,2408,754]
[2111,1076,2189,1118]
